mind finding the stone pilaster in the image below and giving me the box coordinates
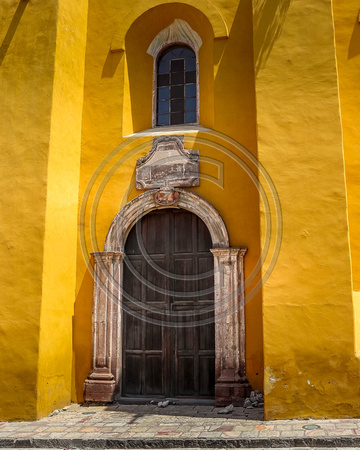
[84,252,123,402]
[211,248,251,406]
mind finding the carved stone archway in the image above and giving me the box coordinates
[84,189,251,405]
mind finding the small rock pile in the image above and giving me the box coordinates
[243,390,264,408]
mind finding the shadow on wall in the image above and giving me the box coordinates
[73,266,93,402]
[253,0,292,75]
[102,50,123,79]
[0,0,29,66]
[348,15,360,59]
[213,0,263,393]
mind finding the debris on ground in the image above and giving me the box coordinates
[243,390,264,408]
[157,400,170,408]
[218,403,234,414]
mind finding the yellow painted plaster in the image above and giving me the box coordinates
[37,0,88,418]
[110,0,230,51]
[0,0,57,421]
[0,0,88,420]
[253,0,358,418]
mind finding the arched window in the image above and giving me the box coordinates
[156,45,197,126]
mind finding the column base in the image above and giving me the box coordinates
[215,369,252,406]
[83,378,116,403]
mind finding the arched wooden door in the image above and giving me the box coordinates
[122,208,215,398]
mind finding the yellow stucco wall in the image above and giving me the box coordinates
[37,0,88,418]
[253,0,357,418]
[0,0,57,421]
[0,0,87,420]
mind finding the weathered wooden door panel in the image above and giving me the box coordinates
[122,209,214,398]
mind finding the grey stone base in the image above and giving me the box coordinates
[1,437,360,448]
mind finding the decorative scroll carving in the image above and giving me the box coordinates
[147,19,203,58]
[154,188,179,205]
[136,136,199,189]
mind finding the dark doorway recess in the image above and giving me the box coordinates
[122,208,215,398]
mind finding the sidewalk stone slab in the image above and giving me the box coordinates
[1,404,360,447]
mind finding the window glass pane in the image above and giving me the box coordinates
[157,114,170,126]
[158,60,169,74]
[158,101,169,114]
[167,47,183,59]
[171,72,184,85]
[171,98,184,113]
[158,74,169,87]
[171,59,184,72]
[182,48,195,59]
[157,45,197,126]
[185,57,196,71]
[158,87,170,100]
[185,71,196,84]
[171,112,185,125]
[185,84,196,97]
[185,98,196,111]
[171,85,184,98]
[185,111,196,123]
[161,50,173,61]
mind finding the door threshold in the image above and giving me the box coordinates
[116,396,214,406]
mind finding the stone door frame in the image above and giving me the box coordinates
[84,189,251,404]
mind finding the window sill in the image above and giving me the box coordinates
[124,124,210,138]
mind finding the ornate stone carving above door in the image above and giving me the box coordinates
[136,135,199,189]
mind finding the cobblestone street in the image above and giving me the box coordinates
[0,403,360,448]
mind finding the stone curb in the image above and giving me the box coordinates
[1,437,360,448]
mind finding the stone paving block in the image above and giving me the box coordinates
[305,429,328,436]
[9,432,34,437]
[335,422,359,428]
[178,431,201,438]
[116,432,136,438]
[211,425,234,432]
[146,427,179,433]
[170,425,192,431]
[156,431,182,437]
[198,431,222,437]
[236,430,260,437]
[255,424,274,430]
[280,430,306,437]
[275,424,296,431]
[258,430,281,437]
[104,422,129,427]
[78,432,103,438]
[221,431,242,438]
[191,426,210,431]
[131,432,158,438]
[233,424,258,431]
[327,429,356,436]
[193,406,213,411]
